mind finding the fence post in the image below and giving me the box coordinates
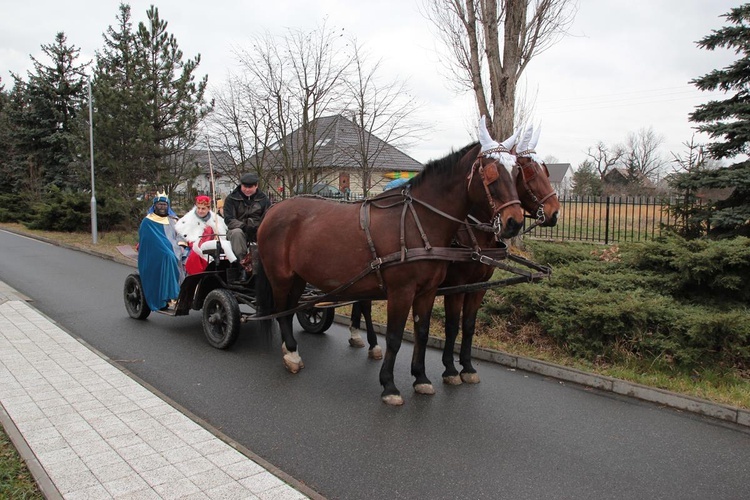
[604,196,611,244]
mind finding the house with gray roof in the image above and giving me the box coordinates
[546,163,573,196]
[173,149,237,199]
[257,114,423,197]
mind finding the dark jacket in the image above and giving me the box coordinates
[223,185,271,241]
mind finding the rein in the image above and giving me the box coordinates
[355,153,520,291]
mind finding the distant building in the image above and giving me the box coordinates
[546,163,573,196]
[603,168,655,195]
[256,114,424,196]
[173,149,236,199]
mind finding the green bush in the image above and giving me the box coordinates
[624,234,750,303]
[0,193,31,222]
[492,237,750,370]
[26,187,89,231]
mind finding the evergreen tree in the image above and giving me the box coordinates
[11,33,89,197]
[93,4,210,225]
[0,80,12,196]
[93,4,152,201]
[137,5,210,190]
[571,161,602,197]
[671,4,750,237]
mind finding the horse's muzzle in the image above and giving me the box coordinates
[502,217,523,238]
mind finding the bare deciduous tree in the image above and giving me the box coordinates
[234,22,352,193]
[209,24,424,198]
[584,141,625,179]
[623,126,667,182]
[422,0,578,138]
[341,41,424,196]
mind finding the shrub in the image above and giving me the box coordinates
[490,238,750,370]
[26,187,89,231]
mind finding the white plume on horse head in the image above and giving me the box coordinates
[530,123,542,150]
[477,115,517,173]
[521,123,544,164]
[478,115,499,151]
[517,124,535,153]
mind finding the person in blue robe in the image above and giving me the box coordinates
[138,192,185,311]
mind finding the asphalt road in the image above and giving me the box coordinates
[2,229,750,500]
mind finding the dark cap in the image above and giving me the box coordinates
[240,173,259,186]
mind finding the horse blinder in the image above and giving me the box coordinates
[521,164,536,182]
[480,162,499,185]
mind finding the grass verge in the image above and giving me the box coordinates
[0,424,43,499]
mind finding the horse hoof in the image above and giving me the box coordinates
[382,394,404,406]
[283,352,303,374]
[368,345,383,360]
[460,372,480,384]
[414,383,435,395]
[349,337,365,348]
[281,342,288,355]
[442,375,462,386]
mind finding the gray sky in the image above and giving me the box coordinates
[0,0,739,168]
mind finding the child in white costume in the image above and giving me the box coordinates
[175,195,236,273]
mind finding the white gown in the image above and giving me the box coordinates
[175,208,237,263]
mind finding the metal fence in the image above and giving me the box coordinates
[173,191,687,245]
[523,195,683,244]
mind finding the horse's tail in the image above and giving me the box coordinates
[253,250,274,332]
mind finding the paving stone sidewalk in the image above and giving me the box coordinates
[0,281,316,499]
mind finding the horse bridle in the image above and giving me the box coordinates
[467,148,521,238]
[515,149,558,234]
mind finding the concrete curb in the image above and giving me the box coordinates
[0,402,63,499]
[333,313,750,430]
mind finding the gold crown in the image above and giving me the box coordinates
[153,190,169,203]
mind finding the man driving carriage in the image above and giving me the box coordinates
[224,173,272,281]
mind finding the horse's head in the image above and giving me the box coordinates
[512,125,560,228]
[469,118,525,239]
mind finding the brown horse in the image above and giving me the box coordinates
[254,129,525,405]
[440,124,560,384]
[346,124,560,385]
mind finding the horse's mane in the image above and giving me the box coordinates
[409,142,479,190]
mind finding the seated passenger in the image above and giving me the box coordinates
[175,195,236,275]
[138,192,184,311]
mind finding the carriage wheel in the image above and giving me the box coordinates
[296,307,335,334]
[124,274,151,320]
[202,289,240,349]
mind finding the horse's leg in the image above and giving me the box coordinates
[348,301,366,348]
[361,300,382,360]
[458,291,486,384]
[277,278,307,373]
[411,291,437,396]
[380,290,414,406]
[441,293,464,385]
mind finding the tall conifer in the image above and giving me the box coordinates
[671,4,750,237]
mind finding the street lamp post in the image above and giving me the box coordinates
[88,78,97,244]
